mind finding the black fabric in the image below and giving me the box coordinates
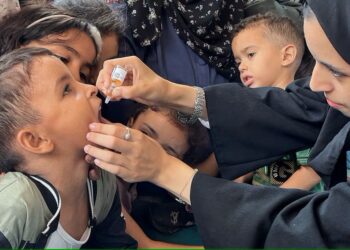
[205,78,328,179]
[0,231,11,248]
[245,0,303,25]
[83,191,137,248]
[191,172,350,247]
[307,108,350,187]
[126,0,245,80]
[308,0,350,64]
[132,182,194,234]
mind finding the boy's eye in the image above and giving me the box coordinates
[63,84,71,96]
[247,52,256,58]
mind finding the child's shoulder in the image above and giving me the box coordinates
[0,172,37,200]
[0,172,52,248]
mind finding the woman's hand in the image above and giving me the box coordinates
[96,56,171,106]
[84,122,171,183]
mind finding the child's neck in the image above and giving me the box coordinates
[273,70,295,90]
[27,153,89,200]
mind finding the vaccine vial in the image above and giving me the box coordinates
[105,65,127,104]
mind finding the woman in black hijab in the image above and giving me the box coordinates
[86,0,350,247]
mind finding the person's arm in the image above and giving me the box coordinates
[84,123,350,248]
[96,57,328,179]
[280,165,321,190]
[191,172,350,248]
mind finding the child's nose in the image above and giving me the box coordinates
[84,83,98,97]
[238,62,247,72]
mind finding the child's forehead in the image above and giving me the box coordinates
[29,55,70,85]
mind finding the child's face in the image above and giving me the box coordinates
[305,16,350,117]
[131,109,189,159]
[232,26,283,88]
[23,28,96,84]
[29,56,101,156]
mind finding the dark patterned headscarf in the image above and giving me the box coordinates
[127,0,245,80]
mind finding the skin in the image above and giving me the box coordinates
[17,55,101,239]
[305,16,350,117]
[131,109,189,159]
[232,25,296,89]
[23,29,97,84]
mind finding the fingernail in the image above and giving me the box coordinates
[94,159,100,165]
[89,123,96,129]
[84,145,90,153]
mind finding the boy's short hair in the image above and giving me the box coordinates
[233,13,305,67]
[0,47,53,172]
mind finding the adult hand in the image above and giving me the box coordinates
[96,56,171,106]
[83,122,173,184]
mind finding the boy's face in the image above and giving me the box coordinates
[305,16,350,117]
[29,56,102,156]
[131,109,189,159]
[232,26,284,88]
[23,28,96,84]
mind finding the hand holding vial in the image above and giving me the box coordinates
[104,65,127,104]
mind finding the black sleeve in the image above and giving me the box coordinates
[191,172,350,248]
[83,193,137,249]
[205,78,328,179]
[0,231,11,248]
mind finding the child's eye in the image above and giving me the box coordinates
[56,55,69,64]
[140,129,150,136]
[247,52,256,59]
[63,84,71,96]
[330,68,345,78]
[235,61,241,67]
[80,72,90,84]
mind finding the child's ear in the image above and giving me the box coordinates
[16,128,54,154]
[280,44,297,67]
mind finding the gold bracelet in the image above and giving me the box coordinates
[175,168,198,204]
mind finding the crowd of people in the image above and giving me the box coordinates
[0,0,349,248]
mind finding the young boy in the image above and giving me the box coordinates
[231,13,322,190]
[0,47,136,248]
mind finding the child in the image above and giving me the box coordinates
[231,13,322,190]
[127,105,212,236]
[0,47,136,248]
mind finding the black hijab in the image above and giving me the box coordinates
[308,0,350,64]
[126,0,245,80]
[307,0,350,187]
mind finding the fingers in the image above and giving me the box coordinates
[84,144,127,166]
[86,131,130,153]
[88,122,137,140]
[93,159,131,181]
[96,57,139,96]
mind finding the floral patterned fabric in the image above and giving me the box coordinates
[126,0,245,80]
